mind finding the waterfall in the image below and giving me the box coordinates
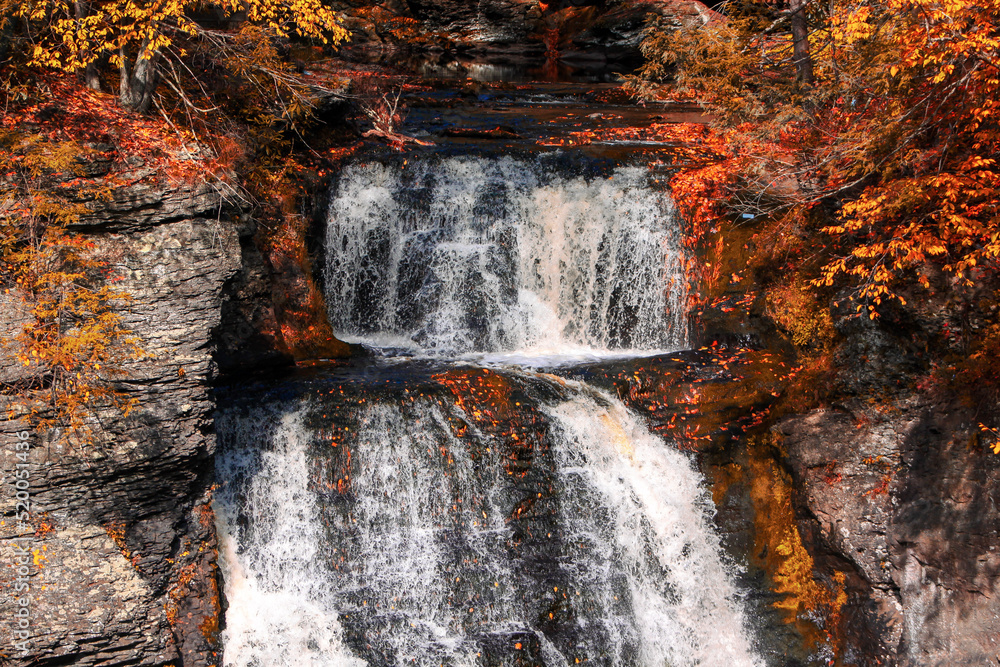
[323,156,688,357]
[543,390,756,665]
[214,409,367,667]
[214,374,762,667]
[216,142,771,666]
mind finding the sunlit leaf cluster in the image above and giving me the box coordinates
[16,0,347,71]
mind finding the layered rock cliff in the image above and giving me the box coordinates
[0,160,243,666]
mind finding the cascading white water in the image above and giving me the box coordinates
[543,388,759,666]
[214,409,367,667]
[324,157,688,357]
[214,379,762,667]
[218,142,771,666]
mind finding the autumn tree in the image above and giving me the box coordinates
[11,0,349,112]
[631,0,1000,318]
[1,131,145,438]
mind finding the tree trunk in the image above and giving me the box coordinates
[119,39,159,113]
[82,62,101,91]
[789,0,814,85]
[73,1,101,90]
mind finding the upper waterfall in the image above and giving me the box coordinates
[323,156,688,358]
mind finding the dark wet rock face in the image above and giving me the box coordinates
[570,0,721,52]
[403,0,539,42]
[0,164,238,666]
[778,400,1000,666]
[829,302,926,397]
[213,216,296,375]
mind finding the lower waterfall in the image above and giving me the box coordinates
[214,369,763,667]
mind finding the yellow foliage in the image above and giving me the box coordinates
[980,424,1000,455]
[765,281,836,351]
[17,0,348,73]
[1,130,146,441]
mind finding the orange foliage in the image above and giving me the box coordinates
[1,75,232,187]
[765,280,836,351]
[595,346,794,449]
[980,424,1000,455]
[635,0,1000,321]
[351,5,425,43]
[104,520,138,566]
[16,0,347,115]
[807,0,1000,316]
[165,560,200,627]
[266,201,351,361]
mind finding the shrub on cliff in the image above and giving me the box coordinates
[0,130,145,438]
